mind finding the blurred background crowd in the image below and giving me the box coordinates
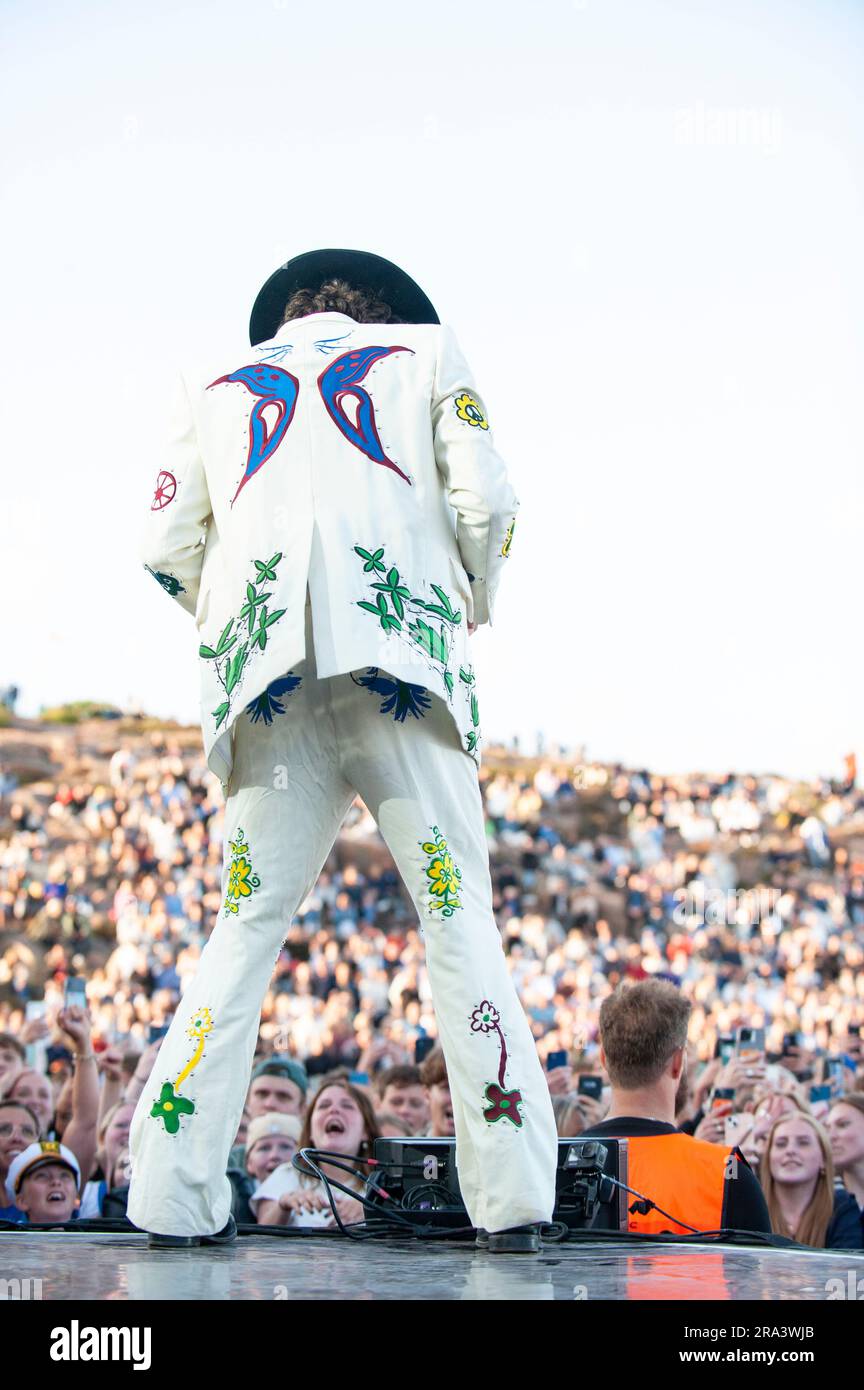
[1,720,863,1246]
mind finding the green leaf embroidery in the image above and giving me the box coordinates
[409,619,449,665]
[213,701,231,728]
[417,584,462,625]
[353,545,387,575]
[215,619,237,657]
[357,596,401,633]
[224,643,249,694]
[370,566,411,619]
[353,547,476,736]
[201,555,288,730]
[250,605,287,651]
[240,585,269,634]
[254,553,283,583]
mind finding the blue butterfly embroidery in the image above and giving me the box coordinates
[245,674,302,724]
[350,668,431,722]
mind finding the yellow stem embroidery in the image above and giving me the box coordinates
[173,1007,214,1093]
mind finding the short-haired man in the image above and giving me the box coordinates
[227,1057,309,1168]
[584,980,771,1235]
[246,1058,308,1118]
[374,1065,430,1135]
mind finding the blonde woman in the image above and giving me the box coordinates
[761,1111,862,1248]
[826,1094,864,1220]
[748,1087,808,1175]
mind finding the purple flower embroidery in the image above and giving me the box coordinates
[470,998,523,1128]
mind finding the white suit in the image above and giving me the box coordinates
[139,310,519,789]
[127,309,559,1238]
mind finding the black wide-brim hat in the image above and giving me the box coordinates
[249,248,440,346]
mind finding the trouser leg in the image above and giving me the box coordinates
[127,610,355,1237]
[331,675,559,1233]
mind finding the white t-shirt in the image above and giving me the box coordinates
[78,1179,106,1219]
[250,1163,363,1228]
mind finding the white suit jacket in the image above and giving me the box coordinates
[140,310,520,789]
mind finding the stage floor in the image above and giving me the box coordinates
[2,1231,863,1300]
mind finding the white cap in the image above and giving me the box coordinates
[6,1140,82,1201]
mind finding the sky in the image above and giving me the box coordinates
[1,0,862,781]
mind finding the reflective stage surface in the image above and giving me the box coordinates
[2,1232,863,1300]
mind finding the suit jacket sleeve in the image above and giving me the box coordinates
[139,368,213,619]
[431,324,519,628]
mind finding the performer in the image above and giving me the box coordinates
[127,248,558,1251]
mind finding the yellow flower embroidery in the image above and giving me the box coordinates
[454,392,489,430]
[186,1007,214,1044]
[223,827,262,916]
[501,518,515,558]
[420,826,463,917]
[428,851,459,897]
[228,858,254,898]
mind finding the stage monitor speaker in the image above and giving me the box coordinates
[369,1136,627,1231]
[555,1137,629,1232]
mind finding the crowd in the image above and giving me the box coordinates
[1,726,863,1246]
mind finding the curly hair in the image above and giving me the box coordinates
[280,277,402,326]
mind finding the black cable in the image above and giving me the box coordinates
[291,1148,491,1241]
[557,1225,791,1248]
[605,1174,701,1235]
[292,1147,428,1238]
[0,1213,791,1249]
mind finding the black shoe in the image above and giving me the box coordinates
[475,1227,489,1248]
[148,1214,237,1248]
[482,1222,543,1253]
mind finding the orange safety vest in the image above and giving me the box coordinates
[625,1133,732,1235]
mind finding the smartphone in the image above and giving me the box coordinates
[547,1050,569,1072]
[414,1035,435,1066]
[577,1075,603,1100]
[348,1071,370,1087]
[64,977,87,1010]
[24,999,48,1073]
[724,1113,751,1146]
[147,1024,170,1044]
[809,1084,832,1105]
[735,1026,765,1063]
[782,1031,803,1054]
[719,1036,736,1066]
[825,1057,846,1093]
[711,1087,736,1114]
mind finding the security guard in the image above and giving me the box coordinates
[584,980,771,1235]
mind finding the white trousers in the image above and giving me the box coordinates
[127,598,558,1236]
